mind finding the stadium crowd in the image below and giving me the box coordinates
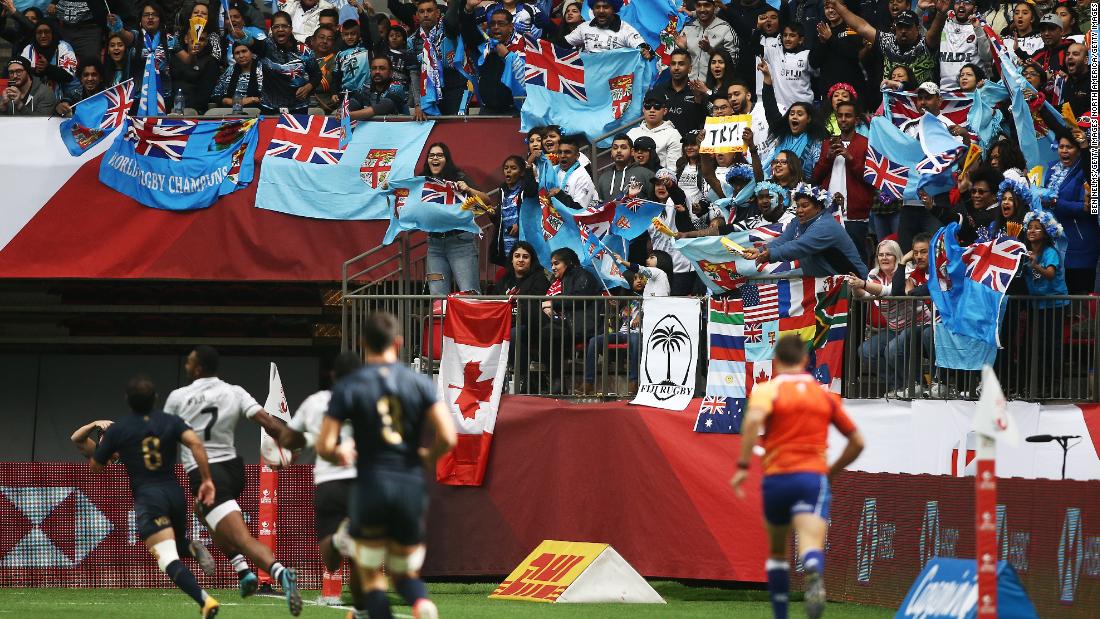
[0,0,1095,397]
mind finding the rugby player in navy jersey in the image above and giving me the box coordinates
[71,375,221,618]
[318,312,457,619]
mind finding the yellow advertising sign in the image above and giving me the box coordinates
[700,114,753,154]
[489,540,607,603]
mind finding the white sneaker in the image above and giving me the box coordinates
[412,599,439,619]
[928,382,949,399]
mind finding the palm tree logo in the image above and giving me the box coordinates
[645,315,692,392]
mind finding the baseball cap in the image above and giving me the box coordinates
[1038,13,1063,29]
[651,168,677,184]
[681,130,700,145]
[916,81,940,96]
[642,92,666,107]
[632,136,657,151]
[894,10,919,27]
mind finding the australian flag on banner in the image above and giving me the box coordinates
[695,297,747,434]
[382,177,476,245]
[520,46,657,144]
[59,79,134,156]
[99,117,260,210]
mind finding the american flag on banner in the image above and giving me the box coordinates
[522,36,587,101]
[863,145,909,199]
[125,117,198,160]
[742,282,779,323]
[964,235,1027,292]
[266,114,345,164]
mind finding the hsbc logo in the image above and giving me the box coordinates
[920,501,959,568]
[0,486,113,568]
[855,498,895,583]
[1059,508,1083,602]
[995,505,1031,573]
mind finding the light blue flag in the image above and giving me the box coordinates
[382,177,480,245]
[574,195,666,242]
[967,81,1007,151]
[867,115,926,201]
[518,194,586,273]
[914,112,966,197]
[59,79,134,156]
[520,47,658,145]
[99,117,260,211]
[255,120,434,220]
[498,50,527,98]
[674,226,800,294]
[137,33,162,116]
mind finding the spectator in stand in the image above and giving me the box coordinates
[418,142,481,295]
[649,169,696,295]
[743,183,868,277]
[650,49,707,138]
[344,56,410,118]
[54,58,102,116]
[409,0,464,117]
[462,155,538,266]
[598,134,654,201]
[20,19,78,102]
[315,7,340,35]
[547,135,599,209]
[956,62,986,92]
[765,22,815,114]
[308,24,341,113]
[677,0,738,82]
[695,49,735,104]
[1044,135,1093,293]
[382,20,417,94]
[284,0,336,45]
[169,31,219,113]
[627,94,682,171]
[846,235,934,398]
[1,1,39,57]
[213,41,263,109]
[1032,12,1071,74]
[499,241,550,386]
[1052,0,1083,43]
[827,0,949,86]
[2,57,56,115]
[1004,0,1043,59]
[539,247,602,393]
[631,135,659,172]
[745,3,781,97]
[120,2,175,109]
[724,80,752,116]
[177,1,222,63]
[550,0,585,46]
[465,7,523,115]
[988,179,1030,265]
[333,18,372,94]
[812,99,873,266]
[565,0,651,57]
[936,0,993,90]
[475,0,545,39]
[810,0,866,98]
[677,132,705,208]
[1022,209,1069,397]
[822,83,862,137]
[760,60,824,180]
[987,138,1029,186]
[880,64,917,93]
[581,270,643,395]
[51,0,105,64]
[718,0,770,90]
[252,11,320,115]
[102,33,133,87]
[956,164,1004,244]
[222,2,267,65]
[1059,42,1090,117]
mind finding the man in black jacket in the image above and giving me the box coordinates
[649,48,706,137]
[462,5,521,114]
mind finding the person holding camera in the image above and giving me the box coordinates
[810,98,873,268]
[2,57,56,116]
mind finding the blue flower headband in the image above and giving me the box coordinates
[754,181,788,206]
[996,178,1035,209]
[725,164,754,184]
[791,182,831,205]
[1022,209,1064,240]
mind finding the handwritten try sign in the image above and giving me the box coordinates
[700,114,753,154]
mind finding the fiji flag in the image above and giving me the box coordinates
[867,115,928,202]
[137,33,165,116]
[382,177,477,245]
[863,144,909,200]
[59,79,134,156]
[520,46,657,144]
[914,113,966,196]
[674,227,800,295]
[573,195,664,242]
[518,193,586,274]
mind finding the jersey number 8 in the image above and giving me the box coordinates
[141,436,162,471]
[378,395,404,446]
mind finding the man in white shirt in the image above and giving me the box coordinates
[677,0,739,81]
[762,22,815,114]
[284,0,337,44]
[548,134,599,209]
[627,94,683,170]
[937,0,992,89]
[565,0,651,57]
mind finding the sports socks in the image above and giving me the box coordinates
[765,558,790,619]
[165,560,206,606]
[268,561,287,582]
[230,554,250,578]
[394,577,428,606]
[802,549,825,576]
[361,589,393,619]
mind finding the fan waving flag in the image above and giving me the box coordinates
[520,47,658,144]
[266,114,346,164]
[674,225,800,295]
[885,89,972,129]
[59,79,135,156]
[436,298,512,486]
[382,177,476,245]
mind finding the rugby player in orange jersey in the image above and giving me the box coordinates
[730,334,865,619]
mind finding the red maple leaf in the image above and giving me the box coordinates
[448,361,494,420]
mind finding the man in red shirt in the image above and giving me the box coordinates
[730,335,865,619]
[812,99,873,268]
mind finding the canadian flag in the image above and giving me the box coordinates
[436,297,512,486]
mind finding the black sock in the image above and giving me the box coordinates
[175,539,193,559]
[268,561,286,582]
[394,577,427,606]
[362,589,393,619]
[230,554,250,578]
[165,560,206,606]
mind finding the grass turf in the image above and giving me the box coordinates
[0,582,895,618]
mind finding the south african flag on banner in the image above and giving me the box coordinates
[694,277,849,434]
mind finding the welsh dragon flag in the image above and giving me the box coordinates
[436,297,512,486]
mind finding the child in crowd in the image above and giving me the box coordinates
[1023,209,1069,398]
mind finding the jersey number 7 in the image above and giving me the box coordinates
[199,406,219,441]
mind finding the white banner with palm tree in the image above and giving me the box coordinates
[630,297,701,411]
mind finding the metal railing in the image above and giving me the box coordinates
[342,291,1100,403]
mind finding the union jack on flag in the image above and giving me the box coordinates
[888,90,973,128]
[125,117,197,160]
[916,146,966,175]
[863,145,909,199]
[266,114,345,164]
[522,35,587,101]
[746,222,799,274]
[963,236,1026,292]
[100,81,135,130]
[422,180,463,205]
[698,396,727,416]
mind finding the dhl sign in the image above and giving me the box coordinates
[490,541,605,602]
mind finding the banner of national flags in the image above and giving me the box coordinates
[694,277,848,434]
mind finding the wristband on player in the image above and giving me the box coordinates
[737,461,750,470]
